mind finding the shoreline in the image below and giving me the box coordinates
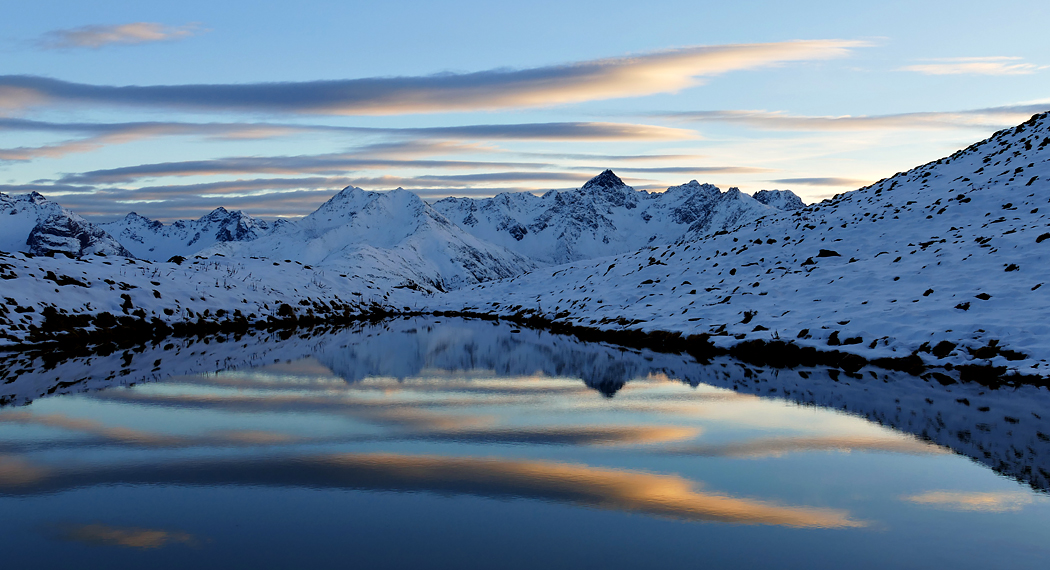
[7,306,1048,390]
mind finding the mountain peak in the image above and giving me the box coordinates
[582,170,626,190]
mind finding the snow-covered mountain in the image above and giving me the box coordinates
[753,189,805,210]
[0,192,131,257]
[207,186,536,292]
[99,207,281,261]
[439,112,1050,377]
[3,111,1049,382]
[431,170,803,264]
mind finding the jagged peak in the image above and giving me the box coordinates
[665,180,721,194]
[753,189,805,210]
[582,170,626,190]
[124,211,154,222]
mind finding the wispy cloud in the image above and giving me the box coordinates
[601,166,771,175]
[770,177,869,187]
[656,103,1050,131]
[901,57,1048,76]
[0,118,693,141]
[0,118,693,162]
[0,40,865,115]
[38,22,203,50]
[667,434,943,459]
[56,155,552,184]
[3,452,864,528]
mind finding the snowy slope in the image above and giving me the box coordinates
[0,192,130,257]
[99,208,281,261]
[438,112,1050,377]
[431,170,802,265]
[207,186,536,293]
[0,248,427,346]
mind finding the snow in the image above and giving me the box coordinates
[0,250,420,346]
[753,189,805,211]
[431,170,789,264]
[1,112,1049,382]
[0,192,128,257]
[437,113,1050,377]
[204,186,536,292]
[99,207,278,262]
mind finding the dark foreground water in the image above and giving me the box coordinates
[1,318,1049,569]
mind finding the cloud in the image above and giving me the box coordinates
[0,40,865,115]
[598,166,771,175]
[902,490,1042,512]
[48,523,198,549]
[515,151,706,163]
[38,22,202,50]
[901,57,1048,76]
[7,163,754,219]
[0,118,692,162]
[770,177,869,187]
[657,103,1050,131]
[57,155,552,184]
[4,181,345,220]
[0,117,693,142]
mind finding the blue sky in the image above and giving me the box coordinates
[2,0,1048,220]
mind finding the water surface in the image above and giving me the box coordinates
[1,318,1048,569]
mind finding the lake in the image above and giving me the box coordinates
[1,317,1048,569]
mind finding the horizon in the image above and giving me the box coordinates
[2,1,1049,221]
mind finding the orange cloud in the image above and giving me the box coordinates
[0,40,865,115]
[302,453,866,527]
[5,452,863,528]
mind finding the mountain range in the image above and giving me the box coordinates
[0,171,803,291]
[1,111,1047,381]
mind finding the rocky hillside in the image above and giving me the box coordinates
[0,192,130,257]
[438,112,1050,378]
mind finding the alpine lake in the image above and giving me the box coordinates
[1,317,1048,569]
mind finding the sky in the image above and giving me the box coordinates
[2,0,1049,221]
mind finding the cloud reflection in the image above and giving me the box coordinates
[902,490,1042,512]
[48,523,197,549]
[3,452,863,528]
[668,435,945,459]
[0,411,296,449]
[0,454,49,486]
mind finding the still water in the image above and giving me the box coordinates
[1,317,1048,569]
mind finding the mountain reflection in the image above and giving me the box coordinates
[0,452,862,529]
[2,315,1049,495]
